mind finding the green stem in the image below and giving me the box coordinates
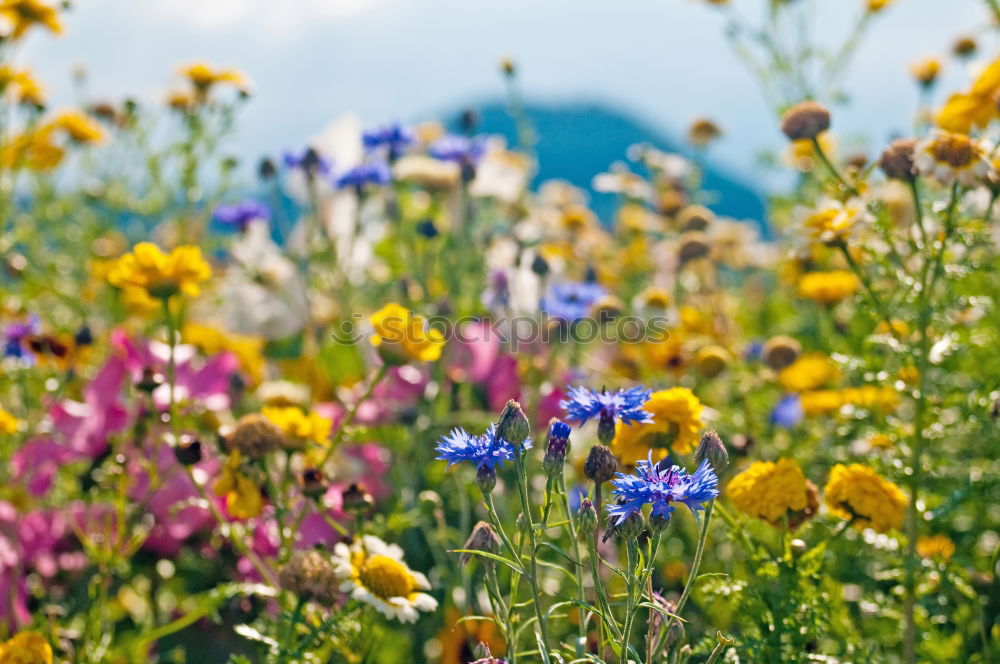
[811,136,859,196]
[512,450,552,662]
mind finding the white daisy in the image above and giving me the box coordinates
[332,535,438,623]
[914,130,991,187]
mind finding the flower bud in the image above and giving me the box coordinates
[577,498,598,532]
[597,411,616,446]
[695,429,729,474]
[584,444,617,485]
[543,419,571,477]
[761,335,801,371]
[460,521,501,566]
[497,399,531,447]
[780,100,831,141]
[299,468,327,499]
[879,138,918,182]
[648,512,671,534]
[173,434,203,466]
[476,463,497,494]
[136,366,162,393]
[607,510,645,542]
[230,413,286,459]
[678,231,711,264]
[341,483,374,516]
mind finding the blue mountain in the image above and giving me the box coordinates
[448,101,766,228]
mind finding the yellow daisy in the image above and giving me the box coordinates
[797,270,860,304]
[778,353,839,392]
[261,405,331,448]
[0,0,62,40]
[332,535,438,623]
[0,408,19,435]
[916,534,956,561]
[370,303,445,364]
[0,631,53,664]
[107,243,212,299]
[727,458,817,527]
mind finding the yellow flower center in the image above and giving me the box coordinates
[358,554,414,599]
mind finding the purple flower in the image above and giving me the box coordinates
[435,423,531,470]
[560,385,652,428]
[429,134,488,165]
[212,200,270,232]
[771,394,803,428]
[334,160,392,190]
[282,147,332,176]
[541,281,606,323]
[607,453,719,526]
[3,315,39,362]
[363,122,414,158]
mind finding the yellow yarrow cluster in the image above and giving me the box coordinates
[800,385,900,416]
[611,387,704,461]
[0,630,53,664]
[727,458,811,525]
[107,243,212,300]
[797,270,860,304]
[824,463,907,533]
[778,353,839,392]
[261,406,331,447]
[916,534,956,561]
[370,303,445,364]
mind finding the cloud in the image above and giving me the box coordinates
[142,0,382,38]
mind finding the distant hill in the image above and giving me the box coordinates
[447,101,767,230]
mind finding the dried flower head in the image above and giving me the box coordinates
[460,521,501,566]
[762,335,801,371]
[879,138,918,181]
[780,101,831,141]
[279,550,339,605]
[230,413,286,459]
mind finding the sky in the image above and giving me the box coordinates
[19,0,995,189]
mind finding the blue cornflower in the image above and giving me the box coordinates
[212,200,270,232]
[607,453,719,526]
[428,134,488,165]
[560,385,652,428]
[282,148,332,176]
[540,281,606,323]
[362,122,414,158]
[435,423,532,470]
[770,394,803,428]
[334,160,392,190]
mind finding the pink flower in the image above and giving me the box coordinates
[447,321,521,411]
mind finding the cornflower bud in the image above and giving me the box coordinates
[577,498,598,532]
[695,429,729,474]
[476,463,497,494]
[496,399,530,447]
[584,444,617,485]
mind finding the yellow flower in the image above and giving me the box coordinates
[898,365,920,385]
[867,433,893,448]
[694,344,730,378]
[0,128,63,172]
[180,62,247,92]
[824,463,907,533]
[799,389,844,416]
[212,451,263,519]
[866,0,893,11]
[0,0,62,40]
[778,353,839,392]
[370,303,445,364]
[332,535,437,623]
[49,110,105,144]
[916,534,956,561]
[936,57,1000,133]
[727,458,815,526]
[634,286,671,310]
[0,630,53,664]
[611,387,704,461]
[909,57,941,87]
[0,65,45,106]
[800,386,899,416]
[183,323,266,385]
[799,198,863,245]
[107,243,212,299]
[261,405,331,447]
[797,270,860,304]
[0,408,19,435]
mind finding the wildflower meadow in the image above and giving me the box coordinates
[2,1,1000,662]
